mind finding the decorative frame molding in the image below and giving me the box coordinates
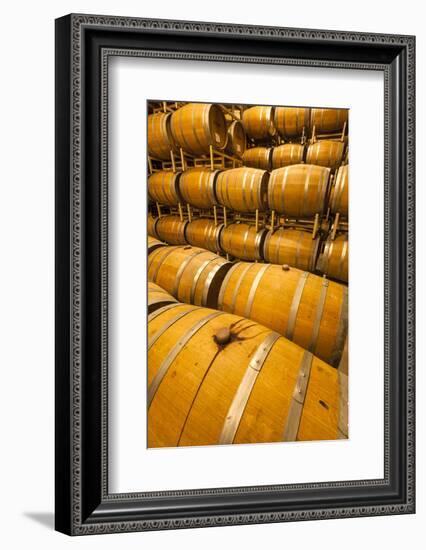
[55,14,415,535]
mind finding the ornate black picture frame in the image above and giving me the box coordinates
[55,13,415,535]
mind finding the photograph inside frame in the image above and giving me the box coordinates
[146,101,348,449]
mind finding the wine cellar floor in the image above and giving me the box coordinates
[147,100,349,448]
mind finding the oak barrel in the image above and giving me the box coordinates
[306,140,345,170]
[148,171,181,206]
[268,164,330,218]
[215,167,269,212]
[225,120,246,158]
[147,245,232,308]
[317,234,349,283]
[242,147,272,170]
[271,144,305,169]
[154,216,188,245]
[147,214,158,238]
[263,228,320,271]
[274,107,311,138]
[148,281,178,313]
[242,106,276,141]
[148,302,347,447]
[185,218,224,253]
[147,112,176,160]
[329,164,349,217]
[178,167,219,209]
[219,223,267,261]
[217,262,348,366]
[148,235,166,255]
[310,108,348,134]
[170,103,227,156]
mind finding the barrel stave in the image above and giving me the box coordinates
[271,143,305,169]
[317,234,349,283]
[148,170,181,206]
[306,140,345,170]
[310,108,348,135]
[147,281,178,313]
[148,303,342,447]
[178,167,219,209]
[242,106,276,141]
[147,245,232,308]
[242,147,272,170]
[296,356,340,441]
[185,218,223,253]
[268,164,330,218]
[263,228,320,271]
[147,235,166,255]
[330,164,349,217]
[147,112,175,160]
[215,167,269,212]
[218,262,347,366]
[274,107,311,138]
[154,216,188,245]
[220,223,267,261]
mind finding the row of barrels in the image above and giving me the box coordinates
[149,163,348,218]
[148,217,348,283]
[148,103,348,160]
[147,244,348,370]
[243,105,348,141]
[242,139,346,171]
[147,281,348,447]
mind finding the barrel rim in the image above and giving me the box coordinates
[225,119,246,158]
[207,103,227,150]
[147,215,160,239]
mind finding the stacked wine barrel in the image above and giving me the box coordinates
[146,101,349,448]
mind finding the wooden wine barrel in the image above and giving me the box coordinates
[268,164,330,218]
[218,262,348,366]
[148,302,347,447]
[147,214,158,238]
[225,120,246,158]
[147,245,232,308]
[148,171,182,206]
[242,147,272,170]
[242,106,276,141]
[147,281,178,313]
[271,144,305,169]
[219,223,267,261]
[329,164,349,217]
[263,228,320,271]
[155,216,188,245]
[274,107,311,138]
[310,108,348,134]
[317,234,349,283]
[147,112,175,160]
[170,103,227,156]
[148,235,166,255]
[306,140,345,170]
[185,218,224,253]
[215,167,269,212]
[177,167,219,209]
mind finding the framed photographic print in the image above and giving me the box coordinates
[55,14,415,535]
